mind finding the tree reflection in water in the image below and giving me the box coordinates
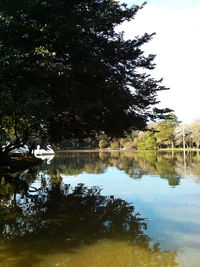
[0,169,177,266]
[49,151,200,186]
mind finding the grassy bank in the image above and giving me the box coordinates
[57,148,200,153]
[158,148,200,151]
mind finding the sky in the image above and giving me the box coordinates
[118,0,200,123]
[61,167,200,266]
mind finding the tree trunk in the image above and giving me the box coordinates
[171,140,174,149]
[0,150,9,166]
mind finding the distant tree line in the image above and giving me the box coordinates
[57,114,200,150]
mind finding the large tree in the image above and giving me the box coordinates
[0,0,170,160]
[154,113,180,149]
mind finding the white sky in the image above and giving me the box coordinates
[118,0,200,123]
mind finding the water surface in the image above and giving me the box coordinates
[1,151,200,266]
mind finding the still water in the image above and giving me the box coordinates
[1,151,200,266]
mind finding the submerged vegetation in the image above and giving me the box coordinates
[0,154,42,174]
[0,152,185,265]
[0,1,199,265]
[2,150,200,265]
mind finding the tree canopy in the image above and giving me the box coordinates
[0,0,170,157]
[154,113,179,149]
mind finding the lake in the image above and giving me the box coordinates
[1,151,200,266]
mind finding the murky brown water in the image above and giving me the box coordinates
[1,151,200,266]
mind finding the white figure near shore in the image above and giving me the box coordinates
[34,154,55,164]
[2,143,55,164]
[34,145,55,156]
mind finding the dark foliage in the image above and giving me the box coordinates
[0,0,170,155]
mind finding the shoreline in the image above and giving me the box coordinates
[0,154,42,174]
[56,148,200,153]
[1,148,199,173]
[57,149,120,153]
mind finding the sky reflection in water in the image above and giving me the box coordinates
[1,151,200,266]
